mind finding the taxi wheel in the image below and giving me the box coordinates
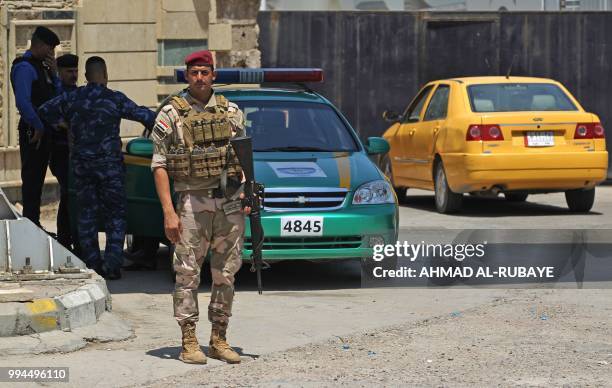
[565,188,595,213]
[504,192,528,202]
[394,187,407,204]
[434,162,463,214]
[381,154,407,203]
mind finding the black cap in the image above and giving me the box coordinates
[57,53,78,68]
[32,26,60,47]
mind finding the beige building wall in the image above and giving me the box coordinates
[0,0,76,188]
[0,0,261,193]
[78,0,158,137]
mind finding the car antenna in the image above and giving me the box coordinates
[506,54,518,79]
[297,82,314,93]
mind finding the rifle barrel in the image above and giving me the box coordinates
[257,268,263,295]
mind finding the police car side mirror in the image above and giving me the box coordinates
[366,137,390,155]
[126,138,154,158]
[382,110,401,123]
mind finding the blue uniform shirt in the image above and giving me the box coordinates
[39,83,155,163]
[10,50,61,132]
[51,83,77,146]
[57,83,77,94]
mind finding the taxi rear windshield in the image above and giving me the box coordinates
[467,83,578,112]
[236,100,359,152]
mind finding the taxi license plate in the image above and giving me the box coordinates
[525,131,554,147]
[280,216,323,236]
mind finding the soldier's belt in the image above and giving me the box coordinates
[180,181,241,200]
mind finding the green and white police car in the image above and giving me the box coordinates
[123,68,398,263]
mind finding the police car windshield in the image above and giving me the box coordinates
[235,100,359,152]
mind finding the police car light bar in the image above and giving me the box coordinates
[174,68,324,84]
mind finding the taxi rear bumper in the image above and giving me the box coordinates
[443,151,608,192]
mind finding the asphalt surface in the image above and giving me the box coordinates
[3,186,610,387]
[397,186,612,229]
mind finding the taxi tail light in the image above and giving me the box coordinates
[594,123,605,139]
[574,123,599,139]
[466,124,504,141]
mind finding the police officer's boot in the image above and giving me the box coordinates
[209,324,241,364]
[179,322,207,364]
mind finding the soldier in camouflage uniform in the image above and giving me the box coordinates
[151,50,247,365]
[39,56,155,280]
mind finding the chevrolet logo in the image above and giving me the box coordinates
[295,196,308,205]
[533,117,544,122]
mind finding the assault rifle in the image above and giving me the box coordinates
[230,136,268,294]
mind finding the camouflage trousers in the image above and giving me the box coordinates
[173,190,244,327]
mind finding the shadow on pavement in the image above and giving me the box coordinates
[401,194,602,217]
[146,346,260,360]
[108,250,362,295]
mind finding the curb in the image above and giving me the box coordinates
[0,276,112,337]
[0,312,134,355]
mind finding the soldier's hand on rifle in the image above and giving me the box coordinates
[239,192,252,215]
[164,210,182,244]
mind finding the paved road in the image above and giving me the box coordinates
[397,185,612,229]
[4,187,608,387]
[0,256,511,387]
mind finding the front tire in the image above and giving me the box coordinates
[434,161,463,214]
[126,234,160,255]
[505,192,528,202]
[565,188,595,213]
[381,154,407,203]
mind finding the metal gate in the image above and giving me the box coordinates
[259,11,612,177]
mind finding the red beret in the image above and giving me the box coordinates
[184,50,214,67]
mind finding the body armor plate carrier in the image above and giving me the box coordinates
[165,95,242,179]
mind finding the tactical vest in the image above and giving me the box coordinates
[165,94,242,180]
[10,56,56,131]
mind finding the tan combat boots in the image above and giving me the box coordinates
[179,322,207,364]
[209,325,241,364]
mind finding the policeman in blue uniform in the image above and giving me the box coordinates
[39,56,155,279]
[49,53,79,249]
[10,26,60,228]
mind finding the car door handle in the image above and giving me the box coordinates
[433,127,440,134]
[409,130,415,136]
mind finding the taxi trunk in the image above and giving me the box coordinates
[451,111,608,192]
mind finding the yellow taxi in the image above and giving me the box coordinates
[381,76,608,213]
